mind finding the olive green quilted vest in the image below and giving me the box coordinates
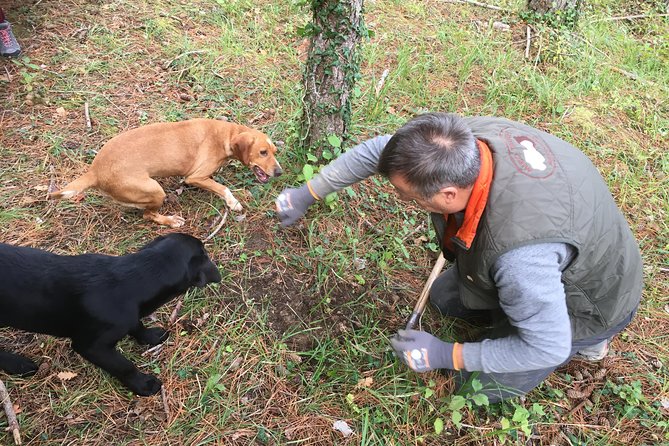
[448,117,642,339]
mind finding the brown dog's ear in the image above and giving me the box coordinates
[231,132,255,165]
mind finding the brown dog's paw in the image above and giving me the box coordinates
[166,215,186,228]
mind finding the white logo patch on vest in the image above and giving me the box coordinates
[501,128,556,179]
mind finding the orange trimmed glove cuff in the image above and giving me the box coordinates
[275,184,317,227]
[390,329,461,373]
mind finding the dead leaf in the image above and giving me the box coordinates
[57,371,78,381]
[229,357,243,371]
[195,312,210,327]
[33,185,49,191]
[56,106,67,117]
[231,429,254,440]
[357,377,373,388]
[413,235,428,245]
[286,353,302,364]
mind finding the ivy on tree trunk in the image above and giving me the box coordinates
[301,0,364,158]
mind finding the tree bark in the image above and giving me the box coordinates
[528,0,580,14]
[301,0,364,157]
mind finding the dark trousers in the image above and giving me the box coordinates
[429,265,635,403]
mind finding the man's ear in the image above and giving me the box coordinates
[438,186,459,203]
[231,132,255,165]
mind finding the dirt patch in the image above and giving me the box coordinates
[214,218,417,352]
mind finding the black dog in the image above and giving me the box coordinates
[0,233,221,396]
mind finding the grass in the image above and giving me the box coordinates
[1,0,668,444]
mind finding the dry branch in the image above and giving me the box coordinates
[84,102,92,130]
[169,299,184,326]
[204,209,228,241]
[0,379,21,445]
[607,65,660,88]
[590,13,669,23]
[47,165,57,197]
[161,386,171,421]
[375,69,390,97]
[438,0,510,12]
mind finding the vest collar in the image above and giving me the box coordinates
[443,139,493,252]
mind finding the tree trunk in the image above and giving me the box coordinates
[301,0,364,157]
[528,0,580,14]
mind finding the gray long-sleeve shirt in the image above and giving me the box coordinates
[309,135,573,373]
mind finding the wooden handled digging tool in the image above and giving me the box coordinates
[405,252,447,330]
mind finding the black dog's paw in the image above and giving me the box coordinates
[0,354,39,377]
[126,373,162,396]
[134,327,169,346]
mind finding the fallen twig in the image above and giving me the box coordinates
[204,209,228,241]
[400,222,426,243]
[169,299,184,326]
[375,69,390,97]
[590,13,669,23]
[438,0,510,12]
[524,26,532,59]
[141,344,163,357]
[607,65,660,88]
[161,386,170,421]
[566,399,588,418]
[564,30,662,89]
[362,218,383,235]
[535,421,620,431]
[84,102,92,130]
[47,165,57,197]
[0,379,22,445]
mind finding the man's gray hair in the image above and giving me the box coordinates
[377,113,480,198]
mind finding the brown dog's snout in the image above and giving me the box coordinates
[273,166,283,177]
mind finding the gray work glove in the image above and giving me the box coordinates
[275,184,316,227]
[390,329,455,372]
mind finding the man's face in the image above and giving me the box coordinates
[389,174,470,214]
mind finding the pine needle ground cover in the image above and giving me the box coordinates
[0,0,667,444]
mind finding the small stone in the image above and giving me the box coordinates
[492,21,510,31]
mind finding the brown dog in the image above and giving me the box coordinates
[50,118,282,227]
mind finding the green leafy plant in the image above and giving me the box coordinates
[11,57,42,92]
[441,379,490,430]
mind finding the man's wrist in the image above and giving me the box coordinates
[452,342,464,370]
[305,181,320,201]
